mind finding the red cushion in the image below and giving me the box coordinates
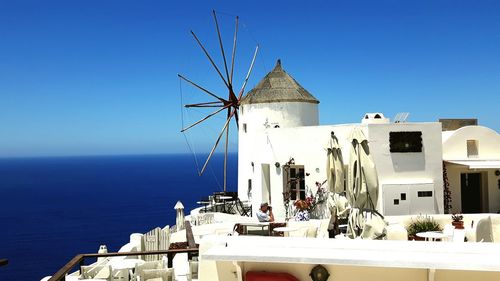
[246,271,300,281]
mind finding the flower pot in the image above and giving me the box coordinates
[408,235,426,241]
[452,221,464,229]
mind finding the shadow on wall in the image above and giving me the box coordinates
[390,150,426,172]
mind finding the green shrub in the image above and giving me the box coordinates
[406,215,442,237]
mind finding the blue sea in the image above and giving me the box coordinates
[0,153,237,281]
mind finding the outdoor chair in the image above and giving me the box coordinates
[231,198,252,216]
[476,217,494,242]
[287,227,309,238]
[134,260,164,280]
[386,224,407,240]
[81,265,111,280]
[111,268,130,281]
[316,219,330,238]
[140,268,174,281]
[197,213,214,225]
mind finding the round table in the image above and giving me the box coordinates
[416,231,451,241]
[108,258,145,270]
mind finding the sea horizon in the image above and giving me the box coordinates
[0,151,238,160]
[0,153,237,281]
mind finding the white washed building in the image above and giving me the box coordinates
[238,60,444,218]
[442,125,500,214]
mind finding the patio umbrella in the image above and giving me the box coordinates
[347,127,382,238]
[174,201,185,231]
[347,127,379,210]
[326,131,345,194]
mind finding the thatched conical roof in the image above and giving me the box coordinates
[240,59,319,105]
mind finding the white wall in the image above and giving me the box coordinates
[442,125,500,213]
[238,101,319,204]
[238,121,444,218]
[239,124,354,218]
[442,126,500,160]
[367,123,444,214]
[239,102,319,132]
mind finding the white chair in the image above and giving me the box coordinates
[386,224,408,241]
[112,268,130,281]
[490,216,500,242]
[198,213,214,225]
[134,260,163,281]
[81,265,111,280]
[476,217,493,242]
[315,219,330,239]
[140,268,174,281]
[288,227,309,238]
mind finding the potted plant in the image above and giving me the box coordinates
[451,213,464,229]
[406,215,442,241]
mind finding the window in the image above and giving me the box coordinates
[389,131,423,153]
[417,191,433,197]
[243,123,247,133]
[284,165,306,200]
[400,193,406,201]
[467,140,478,158]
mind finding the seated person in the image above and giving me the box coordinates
[256,202,274,222]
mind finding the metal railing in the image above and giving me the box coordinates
[49,221,198,281]
[47,248,199,281]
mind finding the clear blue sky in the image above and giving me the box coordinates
[1,0,499,157]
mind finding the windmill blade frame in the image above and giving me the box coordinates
[179,11,258,192]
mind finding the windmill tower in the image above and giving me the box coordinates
[237,59,320,205]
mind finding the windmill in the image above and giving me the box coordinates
[178,11,259,192]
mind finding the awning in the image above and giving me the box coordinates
[445,160,500,169]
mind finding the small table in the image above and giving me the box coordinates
[416,231,451,241]
[108,258,145,270]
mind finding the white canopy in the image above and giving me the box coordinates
[326,132,345,194]
[446,160,500,169]
[347,127,379,210]
[347,127,383,239]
